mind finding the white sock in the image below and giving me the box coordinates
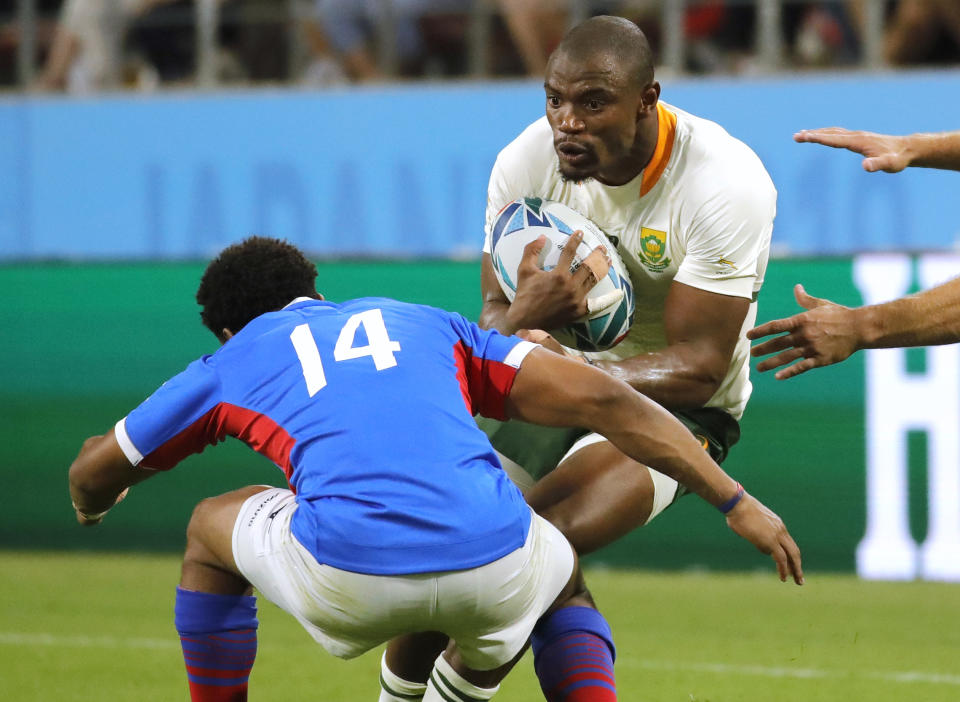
[379,651,427,702]
[424,653,499,701]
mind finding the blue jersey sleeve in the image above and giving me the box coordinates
[447,314,538,420]
[115,357,223,470]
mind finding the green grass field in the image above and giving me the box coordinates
[3,552,959,701]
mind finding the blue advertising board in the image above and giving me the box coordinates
[1,70,959,260]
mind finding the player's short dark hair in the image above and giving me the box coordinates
[197,236,318,339]
[555,15,654,88]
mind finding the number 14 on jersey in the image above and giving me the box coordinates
[289,308,402,397]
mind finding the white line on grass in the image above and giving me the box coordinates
[0,631,177,650]
[3,631,958,687]
[620,657,960,686]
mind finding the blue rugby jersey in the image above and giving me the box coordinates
[115,297,537,575]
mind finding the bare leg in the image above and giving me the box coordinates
[525,441,655,555]
[384,632,451,683]
[176,486,270,702]
[180,485,270,594]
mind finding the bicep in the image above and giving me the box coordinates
[505,347,620,429]
[663,280,750,373]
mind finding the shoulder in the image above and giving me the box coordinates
[668,104,776,207]
[491,117,556,184]
[341,297,462,329]
[488,117,558,223]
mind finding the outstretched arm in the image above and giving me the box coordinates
[506,346,804,585]
[794,127,960,173]
[748,278,960,379]
[68,430,156,525]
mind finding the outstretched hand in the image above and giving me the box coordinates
[747,284,860,380]
[506,232,609,332]
[794,127,911,173]
[725,493,804,585]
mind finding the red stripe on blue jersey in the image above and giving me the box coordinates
[452,340,523,420]
[142,403,296,487]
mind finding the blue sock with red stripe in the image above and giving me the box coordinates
[531,606,617,701]
[175,587,259,702]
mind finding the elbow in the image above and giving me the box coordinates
[687,373,724,408]
[477,306,497,331]
[676,356,728,407]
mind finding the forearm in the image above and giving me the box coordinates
[508,350,738,505]
[69,458,128,515]
[68,431,152,516]
[903,131,960,171]
[593,348,723,410]
[69,478,122,516]
[588,391,739,507]
[858,277,960,349]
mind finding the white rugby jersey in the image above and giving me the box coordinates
[483,102,776,419]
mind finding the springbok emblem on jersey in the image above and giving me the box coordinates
[638,227,670,272]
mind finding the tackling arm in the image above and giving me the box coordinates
[506,347,803,584]
[68,429,156,525]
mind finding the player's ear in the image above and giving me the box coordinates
[638,81,660,116]
[220,328,235,344]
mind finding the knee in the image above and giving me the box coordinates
[184,497,220,561]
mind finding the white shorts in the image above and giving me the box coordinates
[232,488,575,670]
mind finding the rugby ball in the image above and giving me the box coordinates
[490,197,634,352]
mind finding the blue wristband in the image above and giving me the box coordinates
[718,483,745,514]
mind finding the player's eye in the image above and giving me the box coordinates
[586,99,604,110]
[546,95,560,107]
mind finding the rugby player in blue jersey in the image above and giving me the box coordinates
[68,237,801,702]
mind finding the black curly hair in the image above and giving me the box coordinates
[196,236,319,340]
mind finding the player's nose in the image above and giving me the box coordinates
[556,106,585,134]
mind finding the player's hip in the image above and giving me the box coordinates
[231,488,574,667]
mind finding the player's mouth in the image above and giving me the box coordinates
[555,140,593,165]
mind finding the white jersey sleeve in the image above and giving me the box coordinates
[673,151,776,301]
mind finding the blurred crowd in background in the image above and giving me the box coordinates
[1,0,958,93]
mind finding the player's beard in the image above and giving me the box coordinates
[556,163,594,184]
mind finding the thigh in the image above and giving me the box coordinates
[525,438,665,555]
[439,512,576,671]
[186,484,274,579]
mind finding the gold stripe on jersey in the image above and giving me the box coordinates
[639,103,678,198]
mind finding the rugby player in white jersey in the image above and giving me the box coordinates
[476,15,780,701]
